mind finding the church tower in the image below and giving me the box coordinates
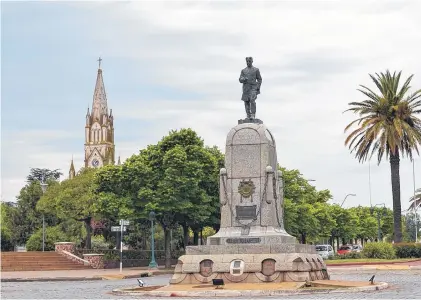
[84,58,115,168]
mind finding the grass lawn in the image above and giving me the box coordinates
[325,258,420,265]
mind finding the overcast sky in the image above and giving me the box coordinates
[2,1,421,210]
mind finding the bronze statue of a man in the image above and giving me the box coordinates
[239,57,262,119]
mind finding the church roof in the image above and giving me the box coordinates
[91,57,108,121]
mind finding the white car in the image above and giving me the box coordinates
[315,244,334,260]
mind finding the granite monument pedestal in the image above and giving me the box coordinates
[170,121,329,285]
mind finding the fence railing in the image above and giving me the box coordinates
[74,249,185,260]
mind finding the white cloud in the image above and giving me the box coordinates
[2,1,421,211]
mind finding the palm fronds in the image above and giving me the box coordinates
[409,188,421,210]
[344,70,421,164]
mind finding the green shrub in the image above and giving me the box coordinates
[361,242,396,259]
[329,254,343,260]
[330,252,363,260]
[342,251,363,259]
[103,251,119,261]
[91,235,110,250]
[393,243,421,258]
[26,226,68,251]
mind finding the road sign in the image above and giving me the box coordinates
[119,220,130,226]
[111,226,127,232]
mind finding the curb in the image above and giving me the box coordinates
[328,265,421,272]
[326,259,421,267]
[1,277,103,283]
[112,282,389,297]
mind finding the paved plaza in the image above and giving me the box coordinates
[2,270,421,299]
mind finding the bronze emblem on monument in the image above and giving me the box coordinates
[238,179,256,202]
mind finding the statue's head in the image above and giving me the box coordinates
[246,57,253,67]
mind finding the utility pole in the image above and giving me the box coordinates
[413,159,418,243]
[40,177,48,252]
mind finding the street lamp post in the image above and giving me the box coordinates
[340,193,356,207]
[148,211,158,269]
[40,178,48,252]
[370,203,386,242]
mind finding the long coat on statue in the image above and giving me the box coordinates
[239,66,262,101]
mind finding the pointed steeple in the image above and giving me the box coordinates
[117,156,121,165]
[69,156,76,179]
[91,57,108,121]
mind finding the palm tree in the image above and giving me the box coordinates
[409,188,421,210]
[344,70,421,243]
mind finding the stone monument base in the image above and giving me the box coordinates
[170,244,329,285]
[207,226,297,245]
[238,118,263,125]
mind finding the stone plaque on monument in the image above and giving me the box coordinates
[226,237,261,244]
[236,205,257,220]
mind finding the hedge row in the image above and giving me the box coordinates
[361,242,396,259]
[393,243,421,258]
[329,243,421,260]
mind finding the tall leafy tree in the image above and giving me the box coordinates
[137,129,221,267]
[348,206,377,243]
[344,70,421,242]
[37,168,97,249]
[329,204,358,248]
[10,180,59,246]
[1,203,15,250]
[26,168,62,183]
[8,168,61,246]
[281,167,333,243]
[95,129,222,267]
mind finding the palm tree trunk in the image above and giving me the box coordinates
[390,151,403,243]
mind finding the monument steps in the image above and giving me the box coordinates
[1,252,91,271]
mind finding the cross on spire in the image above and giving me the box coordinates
[97,57,102,69]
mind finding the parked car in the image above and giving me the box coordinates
[352,244,363,252]
[337,245,353,255]
[315,244,334,259]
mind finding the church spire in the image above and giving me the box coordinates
[69,156,76,179]
[91,57,108,121]
[117,155,121,165]
[84,58,115,169]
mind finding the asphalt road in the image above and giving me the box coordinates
[2,271,421,299]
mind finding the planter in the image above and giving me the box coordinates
[55,242,75,254]
[83,253,105,269]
